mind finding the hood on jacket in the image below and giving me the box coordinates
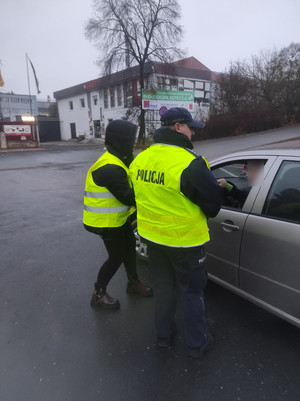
[105,120,138,166]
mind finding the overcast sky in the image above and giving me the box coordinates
[1,0,299,100]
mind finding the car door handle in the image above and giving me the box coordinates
[221,220,240,231]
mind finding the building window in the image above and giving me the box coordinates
[93,95,98,106]
[80,98,85,108]
[195,81,204,90]
[104,88,109,109]
[123,82,132,108]
[184,79,194,90]
[69,101,73,110]
[195,90,204,99]
[110,87,115,108]
[157,76,164,90]
[137,81,141,97]
[117,84,123,107]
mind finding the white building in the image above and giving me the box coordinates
[54,57,217,140]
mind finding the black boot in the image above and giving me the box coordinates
[90,285,120,309]
[126,279,153,297]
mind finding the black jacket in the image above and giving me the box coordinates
[84,120,137,235]
[153,127,222,218]
[228,185,250,208]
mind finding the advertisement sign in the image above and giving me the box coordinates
[4,125,32,135]
[142,89,194,112]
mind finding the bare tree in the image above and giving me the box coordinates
[213,43,300,127]
[276,43,300,118]
[213,61,253,115]
[85,0,184,143]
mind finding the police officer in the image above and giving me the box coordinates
[83,120,152,309]
[129,108,222,358]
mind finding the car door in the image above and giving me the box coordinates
[206,156,275,287]
[239,157,300,324]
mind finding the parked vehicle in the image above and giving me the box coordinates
[133,149,300,328]
[132,217,148,260]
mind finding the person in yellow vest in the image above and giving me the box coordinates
[83,120,152,309]
[129,108,222,358]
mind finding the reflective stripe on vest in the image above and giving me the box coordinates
[84,205,130,213]
[83,151,134,228]
[129,144,210,247]
[84,191,115,199]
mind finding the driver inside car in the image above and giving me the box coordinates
[217,160,264,208]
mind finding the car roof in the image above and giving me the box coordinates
[211,148,300,163]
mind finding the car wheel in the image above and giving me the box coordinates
[131,219,148,260]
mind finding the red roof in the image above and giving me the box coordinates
[211,71,219,82]
[172,57,211,71]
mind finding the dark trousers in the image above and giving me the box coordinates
[96,219,138,290]
[148,242,210,349]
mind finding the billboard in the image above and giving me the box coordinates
[1,122,33,142]
[3,125,32,135]
[142,89,194,113]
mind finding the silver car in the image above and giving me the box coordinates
[133,149,300,328]
[207,149,300,328]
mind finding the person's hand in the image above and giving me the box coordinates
[217,178,229,188]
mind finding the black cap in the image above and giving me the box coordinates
[160,107,205,129]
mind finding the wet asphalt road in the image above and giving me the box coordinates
[1,126,300,401]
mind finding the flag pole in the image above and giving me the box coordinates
[26,53,39,144]
[0,60,3,121]
[26,53,33,117]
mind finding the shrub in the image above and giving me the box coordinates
[193,109,285,142]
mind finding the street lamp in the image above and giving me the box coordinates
[21,115,35,122]
[21,115,40,144]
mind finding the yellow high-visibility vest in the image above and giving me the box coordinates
[83,151,135,228]
[129,144,210,247]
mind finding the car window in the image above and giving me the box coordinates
[212,159,265,209]
[262,161,300,223]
